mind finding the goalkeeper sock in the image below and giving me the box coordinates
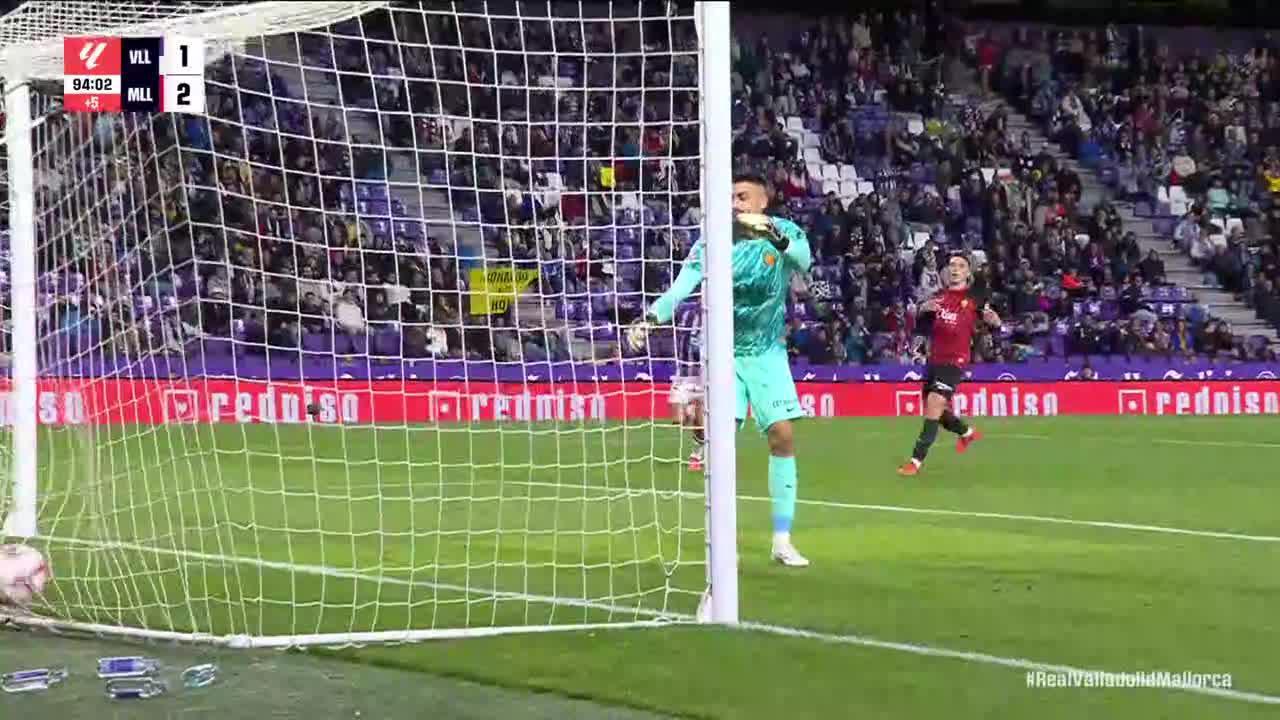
[912,419,940,463]
[940,410,970,437]
[768,455,798,535]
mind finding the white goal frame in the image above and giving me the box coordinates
[0,0,739,643]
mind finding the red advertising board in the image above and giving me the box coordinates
[1,379,1278,426]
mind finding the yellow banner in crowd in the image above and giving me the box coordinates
[469,267,540,315]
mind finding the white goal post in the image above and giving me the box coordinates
[0,0,738,646]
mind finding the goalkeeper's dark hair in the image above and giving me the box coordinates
[732,172,770,189]
[946,251,972,267]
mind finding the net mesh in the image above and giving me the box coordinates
[0,0,708,642]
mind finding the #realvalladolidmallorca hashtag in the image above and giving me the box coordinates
[1025,670,1233,689]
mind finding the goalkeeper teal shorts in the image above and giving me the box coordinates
[735,345,804,434]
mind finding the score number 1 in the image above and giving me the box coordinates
[160,36,206,113]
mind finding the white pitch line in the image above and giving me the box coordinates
[36,533,686,623]
[990,432,1280,449]
[28,535,1280,707]
[775,497,1280,543]
[321,477,1280,544]
[1152,438,1280,449]
[736,622,1280,706]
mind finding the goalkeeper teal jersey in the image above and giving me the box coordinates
[648,216,811,357]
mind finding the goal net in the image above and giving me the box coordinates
[0,0,733,646]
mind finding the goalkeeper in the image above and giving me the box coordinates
[629,173,811,568]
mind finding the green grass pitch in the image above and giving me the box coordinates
[7,415,1280,718]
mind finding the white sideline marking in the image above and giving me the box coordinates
[36,534,685,623]
[737,622,1280,706]
[992,432,1280,449]
[773,497,1280,543]
[1153,438,1280,449]
[335,478,1280,544]
[30,535,1280,707]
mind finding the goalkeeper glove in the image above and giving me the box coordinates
[625,315,656,352]
[735,212,790,251]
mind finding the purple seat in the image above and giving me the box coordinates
[652,334,675,357]
[873,333,895,354]
[395,221,423,239]
[202,338,232,356]
[333,333,354,354]
[372,330,399,356]
[302,332,332,353]
[1099,301,1120,321]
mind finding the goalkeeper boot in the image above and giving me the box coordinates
[771,535,810,568]
[956,429,983,454]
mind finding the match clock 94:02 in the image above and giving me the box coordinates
[69,76,115,92]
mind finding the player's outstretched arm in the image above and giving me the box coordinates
[646,240,705,323]
[628,242,704,352]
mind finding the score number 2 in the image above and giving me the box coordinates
[161,36,206,113]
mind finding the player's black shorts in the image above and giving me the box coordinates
[923,364,964,400]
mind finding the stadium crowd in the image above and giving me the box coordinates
[6,4,1279,368]
[988,22,1280,356]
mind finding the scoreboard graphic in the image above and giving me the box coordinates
[63,36,205,113]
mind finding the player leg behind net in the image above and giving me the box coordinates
[898,253,1001,476]
[630,174,811,567]
[670,304,707,472]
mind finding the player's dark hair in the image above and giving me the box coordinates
[732,172,770,189]
[947,251,972,267]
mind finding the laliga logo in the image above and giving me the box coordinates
[80,41,108,70]
[1063,370,1078,380]
[1258,371,1277,380]
[1163,370,1185,380]
[997,372,1018,381]
[901,371,923,381]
